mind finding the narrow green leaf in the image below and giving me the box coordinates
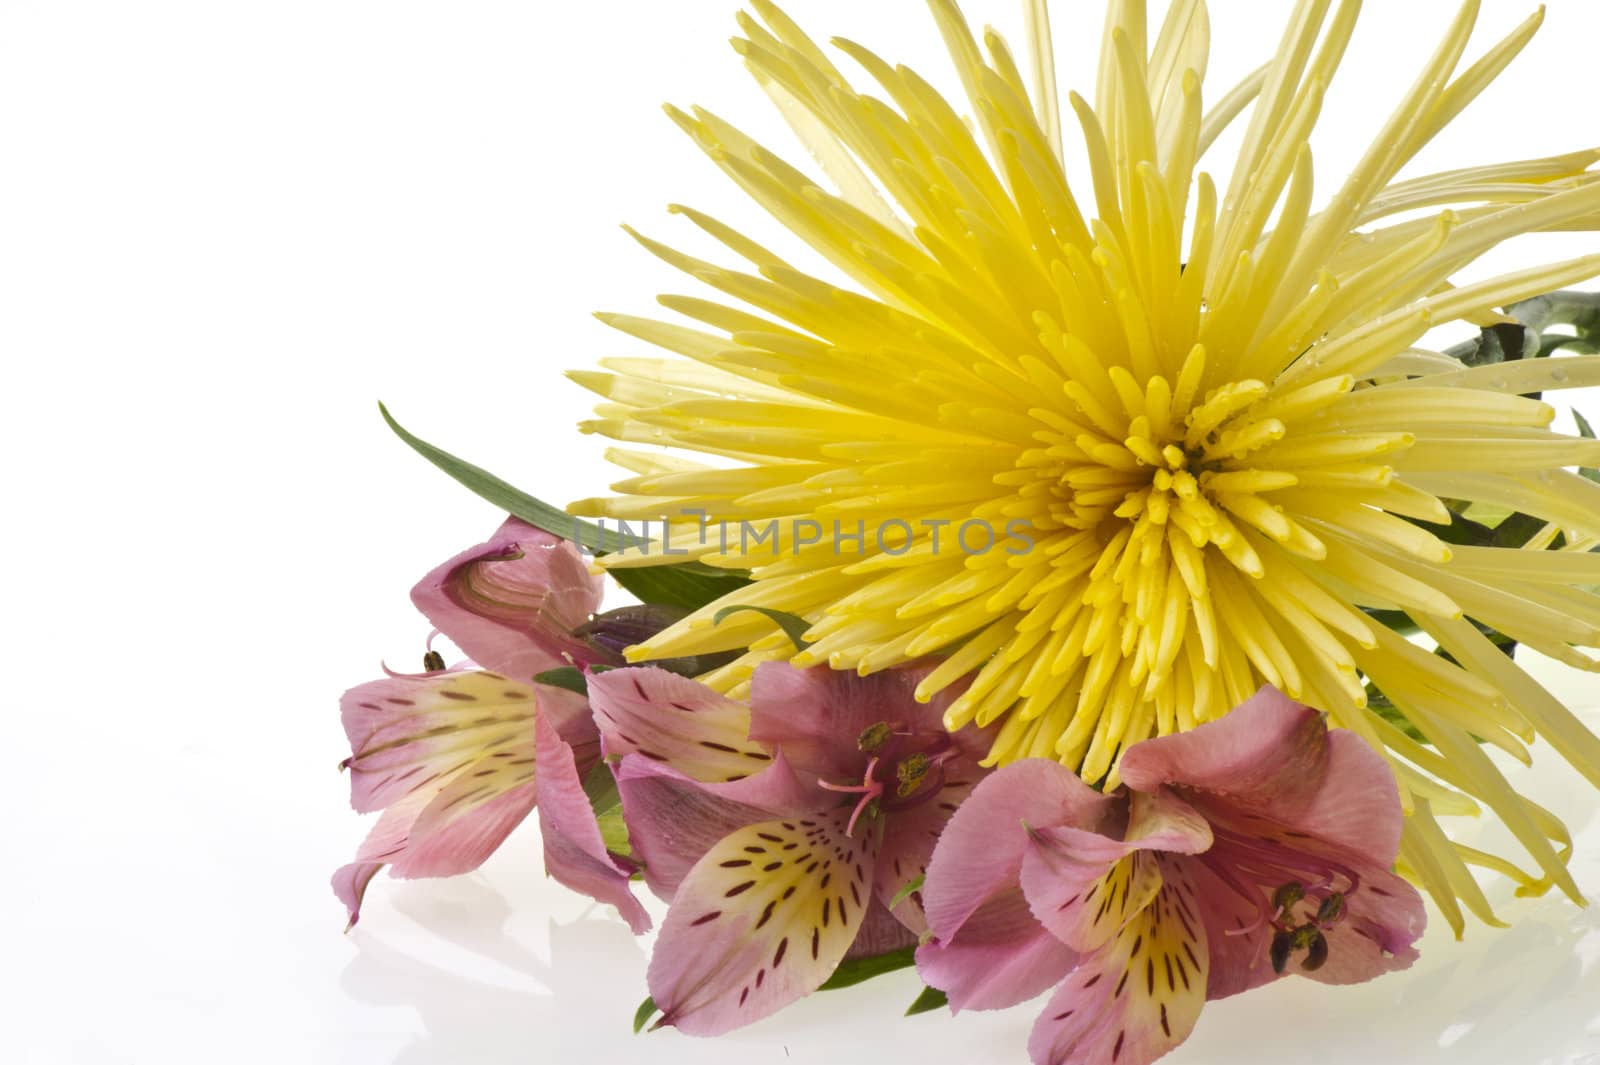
[1576,409,1596,439]
[1489,510,1548,549]
[534,655,742,695]
[379,403,753,609]
[1367,685,1427,743]
[888,875,925,911]
[816,946,918,991]
[532,665,616,695]
[905,986,948,1016]
[713,604,814,651]
[632,996,658,1034]
[1362,608,1420,637]
[612,564,753,613]
[380,402,621,552]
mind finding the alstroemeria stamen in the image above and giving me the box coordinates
[818,755,886,837]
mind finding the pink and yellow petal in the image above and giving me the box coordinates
[1027,861,1210,1065]
[613,753,817,899]
[647,811,879,1036]
[1021,790,1212,953]
[588,667,771,784]
[340,668,540,813]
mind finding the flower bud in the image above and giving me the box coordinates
[573,605,692,658]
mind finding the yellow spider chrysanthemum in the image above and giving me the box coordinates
[569,0,1600,931]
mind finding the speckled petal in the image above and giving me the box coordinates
[647,810,880,1036]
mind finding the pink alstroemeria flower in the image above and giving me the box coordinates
[333,517,648,934]
[917,687,1426,1065]
[586,662,991,1036]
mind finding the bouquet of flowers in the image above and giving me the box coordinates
[332,2,1600,1061]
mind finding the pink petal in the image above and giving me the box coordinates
[872,754,986,936]
[1181,857,1278,1000]
[1183,851,1425,999]
[647,810,879,1036]
[872,798,946,937]
[331,776,538,927]
[1302,864,1425,985]
[533,712,651,935]
[1118,686,1329,813]
[1026,864,1209,1065]
[392,782,536,878]
[613,753,817,900]
[914,889,1077,1011]
[411,517,605,680]
[846,897,919,959]
[1021,790,1212,953]
[588,667,772,785]
[748,662,962,781]
[921,759,1116,944]
[1277,728,1407,871]
[331,789,430,929]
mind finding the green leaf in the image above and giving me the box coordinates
[1489,510,1548,549]
[888,874,925,911]
[905,986,948,1016]
[1572,410,1600,484]
[596,805,632,857]
[816,947,918,991]
[380,402,622,552]
[581,759,619,808]
[1367,685,1427,743]
[632,996,658,1034]
[532,664,616,695]
[581,761,631,857]
[612,564,753,613]
[379,403,753,609]
[1362,608,1420,637]
[533,654,740,696]
[713,605,814,651]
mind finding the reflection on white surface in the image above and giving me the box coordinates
[324,690,1600,1065]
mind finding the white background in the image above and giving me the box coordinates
[3,1,1599,1062]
